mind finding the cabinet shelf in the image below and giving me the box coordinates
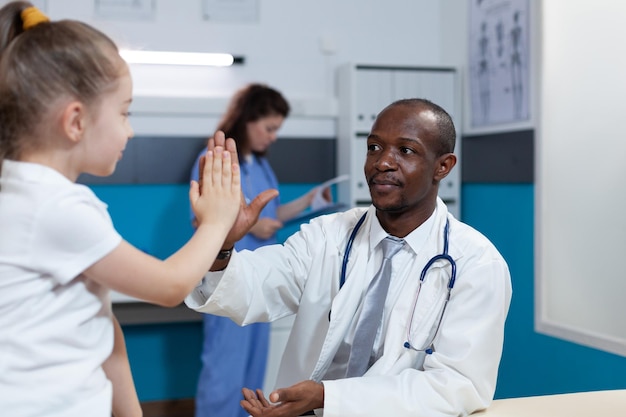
[337,63,462,218]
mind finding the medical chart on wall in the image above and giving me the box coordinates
[469,0,529,128]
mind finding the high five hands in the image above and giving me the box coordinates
[197,131,279,247]
[240,380,324,417]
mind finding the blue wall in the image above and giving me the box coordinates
[462,184,626,399]
[94,183,626,402]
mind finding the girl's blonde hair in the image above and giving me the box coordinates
[0,1,124,163]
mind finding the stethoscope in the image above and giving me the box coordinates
[339,212,456,355]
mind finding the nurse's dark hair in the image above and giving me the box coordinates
[0,0,122,165]
[390,98,456,156]
[216,83,290,160]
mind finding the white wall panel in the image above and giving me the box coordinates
[536,0,626,357]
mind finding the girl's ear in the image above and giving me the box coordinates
[61,101,86,143]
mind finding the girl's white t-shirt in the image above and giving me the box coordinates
[0,160,122,417]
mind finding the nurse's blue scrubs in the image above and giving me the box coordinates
[191,151,280,417]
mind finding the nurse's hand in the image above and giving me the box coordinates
[241,380,324,417]
[250,218,283,240]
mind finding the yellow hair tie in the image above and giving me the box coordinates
[21,6,49,31]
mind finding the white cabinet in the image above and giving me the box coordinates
[337,64,461,218]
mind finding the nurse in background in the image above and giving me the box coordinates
[190,83,329,417]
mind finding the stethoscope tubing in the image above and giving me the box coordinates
[339,211,455,354]
[339,213,368,288]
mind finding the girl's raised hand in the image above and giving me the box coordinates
[190,131,242,231]
[195,130,279,250]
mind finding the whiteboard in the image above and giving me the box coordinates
[536,1,626,356]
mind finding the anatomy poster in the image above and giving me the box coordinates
[469,0,529,127]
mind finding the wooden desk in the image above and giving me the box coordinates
[473,390,626,416]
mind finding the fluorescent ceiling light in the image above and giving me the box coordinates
[119,50,235,67]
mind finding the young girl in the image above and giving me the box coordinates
[0,2,274,416]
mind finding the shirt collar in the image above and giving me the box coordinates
[368,205,438,255]
[1,159,73,186]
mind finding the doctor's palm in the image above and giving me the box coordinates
[224,189,280,247]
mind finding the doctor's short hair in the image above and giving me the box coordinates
[390,98,456,156]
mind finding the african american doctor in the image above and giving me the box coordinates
[185,98,512,417]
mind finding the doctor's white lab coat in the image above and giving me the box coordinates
[186,199,512,417]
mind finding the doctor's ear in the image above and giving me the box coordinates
[434,153,457,181]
